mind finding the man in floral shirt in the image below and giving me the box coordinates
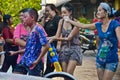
[14,8,49,76]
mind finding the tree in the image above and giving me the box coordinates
[0,0,41,26]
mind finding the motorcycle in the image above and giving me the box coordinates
[79,29,97,54]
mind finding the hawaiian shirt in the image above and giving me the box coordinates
[20,24,48,67]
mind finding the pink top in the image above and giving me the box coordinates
[14,23,29,64]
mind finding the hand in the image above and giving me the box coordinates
[38,14,45,21]
[29,60,38,70]
[9,51,17,56]
[47,37,53,41]
[64,37,68,41]
[63,16,70,22]
[48,36,56,43]
[57,45,61,52]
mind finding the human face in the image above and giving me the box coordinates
[44,8,49,18]
[19,12,24,22]
[61,7,71,18]
[9,18,13,25]
[45,6,55,18]
[23,12,33,27]
[96,6,107,19]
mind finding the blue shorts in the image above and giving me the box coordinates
[96,62,118,72]
[13,60,44,76]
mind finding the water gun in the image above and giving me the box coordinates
[47,44,62,72]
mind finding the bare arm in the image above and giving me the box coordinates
[15,38,26,47]
[56,41,62,52]
[29,43,49,69]
[55,19,63,38]
[56,27,80,41]
[116,26,120,49]
[66,27,80,40]
[34,43,49,64]
[56,34,62,52]
[9,49,25,56]
[64,16,96,30]
[68,19,96,29]
[48,19,63,43]
[5,39,14,44]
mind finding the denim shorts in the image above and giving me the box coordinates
[96,62,118,72]
[13,60,44,76]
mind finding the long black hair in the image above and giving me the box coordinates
[62,3,75,18]
[46,4,59,15]
[3,14,12,26]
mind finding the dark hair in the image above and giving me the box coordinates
[114,9,120,23]
[62,3,74,17]
[19,8,28,13]
[114,9,120,17]
[46,4,59,15]
[24,8,38,22]
[108,3,114,18]
[3,14,11,25]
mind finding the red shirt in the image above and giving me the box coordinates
[2,27,14,39]
[92,18,99,35]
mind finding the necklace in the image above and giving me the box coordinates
[102,20,111,32]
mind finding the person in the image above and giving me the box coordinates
[0,11,4,34]
[0,11,4,65]
[63,2,120,80]
[38,10,50,26]
[92,12,100,48]
[8,8,30,74]
[114,9,120,24]
[114,9,120,61]
[13,8,30,63]
[0,14,19,72]
[49,3,82,75]
[12,8,49,76]
[43,4,61,75]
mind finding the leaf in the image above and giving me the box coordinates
[0,0,42,26]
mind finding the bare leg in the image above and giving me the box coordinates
[0,55,1,65]
[61,62,67,72]
[97,68,104,80]
[102,70,115,80]
[67,60,77,75]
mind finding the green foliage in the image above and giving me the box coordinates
[78,16,92,24]
[0,0,41,26]
[78,17,93,33]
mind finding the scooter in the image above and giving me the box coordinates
[79,30,97,54]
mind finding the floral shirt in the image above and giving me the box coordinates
[20,24,48,67]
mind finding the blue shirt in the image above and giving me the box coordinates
[95,20,120,64]
[20,25,48,67]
